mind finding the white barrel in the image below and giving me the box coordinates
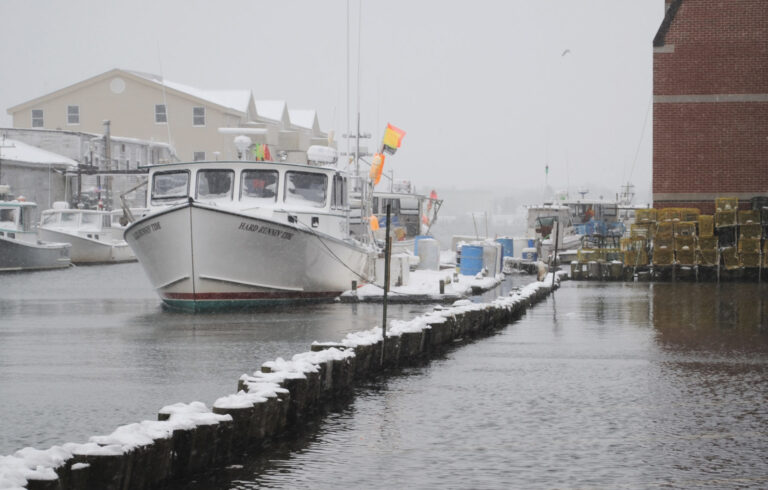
[483,243,502,276]
[416,238,440,270]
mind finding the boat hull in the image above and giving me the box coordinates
[0,237,71,272]
[38,229,135,264]
[125,203,373,311]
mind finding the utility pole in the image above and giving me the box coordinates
[103,120,112,210]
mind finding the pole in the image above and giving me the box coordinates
[381,203,391,365]
[552,217,559,288]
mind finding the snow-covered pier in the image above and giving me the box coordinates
[1,274,564,490]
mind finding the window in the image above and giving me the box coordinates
[155,104,167,123]
[241,169,278,204]
[60,212,78,228]
[399,197,420,215]
[80,213,102,231]
[193,151,205,161]
[67,105,79,125]
[193,107,205,126]
[0,207,18,227]
[196,169,234,201]
[285,171,327,208]
[331,175,347,209]
[31,109,44,128]
[151,171,189,203]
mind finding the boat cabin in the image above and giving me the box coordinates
[145,161,352,240]
[0,201,38,242]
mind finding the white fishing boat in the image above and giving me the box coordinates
[38,205,135,264]
[525,203,583,262]
[0,187,71,272]
[370,181,442,254]
[124,146,376,311]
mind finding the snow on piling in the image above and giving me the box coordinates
[1,275,563,490]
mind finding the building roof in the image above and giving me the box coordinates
[0,138,78,167]
[126,70,252,113]
[653,0,684,47]
[255,100,287,122]
[288,109,317,130]
[7,68,250,116]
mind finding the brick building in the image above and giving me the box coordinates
[652,0,768,213]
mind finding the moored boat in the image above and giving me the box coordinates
[124,147,376,311]
[0,188,71,272]
[39,205,135,264]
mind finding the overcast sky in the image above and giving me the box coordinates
[0,0,664,201]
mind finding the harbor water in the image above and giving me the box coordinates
[2,265,767,488]
[0,262,528,455]
[183,281,767,489]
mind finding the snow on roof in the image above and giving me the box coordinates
[0,139,78,167]
[126,71,251,113]
[289,110,317,129]
[255,100,287,122]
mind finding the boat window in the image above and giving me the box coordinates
[399,196,419,215]
[197,169,234,201]
[285,171,327,208]
[41,212,58,226]
[60,212,78,228]
[80,213,102,231]
[0,208,18,228]
[19,207,33,232]
[381,198,401,215]
[241,169,278,204]
[152,171,189,203]
[331,174,347,210]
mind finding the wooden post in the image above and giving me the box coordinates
[381,204,391,365]
[551,217,559,289]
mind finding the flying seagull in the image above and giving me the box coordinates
[561,49,571,57]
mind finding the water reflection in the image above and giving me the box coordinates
[0,263,442,454]
[652,282,768,353]
[185,280,768,489]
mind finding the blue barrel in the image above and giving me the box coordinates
[459,245,484,275]
[413,235,432,256]
[495,238,514,258]
[527,238,535,248]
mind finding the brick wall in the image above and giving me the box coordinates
[652,0,768,210]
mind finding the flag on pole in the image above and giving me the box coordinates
[382,123,405,155]
[369,153,385,185]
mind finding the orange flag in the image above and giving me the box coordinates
[369,153,385,185]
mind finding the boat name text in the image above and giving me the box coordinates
[238,222,293,240]
[132,221,162,240]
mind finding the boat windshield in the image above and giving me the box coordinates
[399,196,420,215]
[80,212,102,231]
[41,212,58,226]
[0,207,18,229]
[59,212,78,228]
[197,169,234,201]
[285,171,327,208]
[152,171,189,203]
[241,169,278,204]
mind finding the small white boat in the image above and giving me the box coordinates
[370,182,442,255]
[0,193,71,272]
[124,147,376,311]
[38,205,135,264]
